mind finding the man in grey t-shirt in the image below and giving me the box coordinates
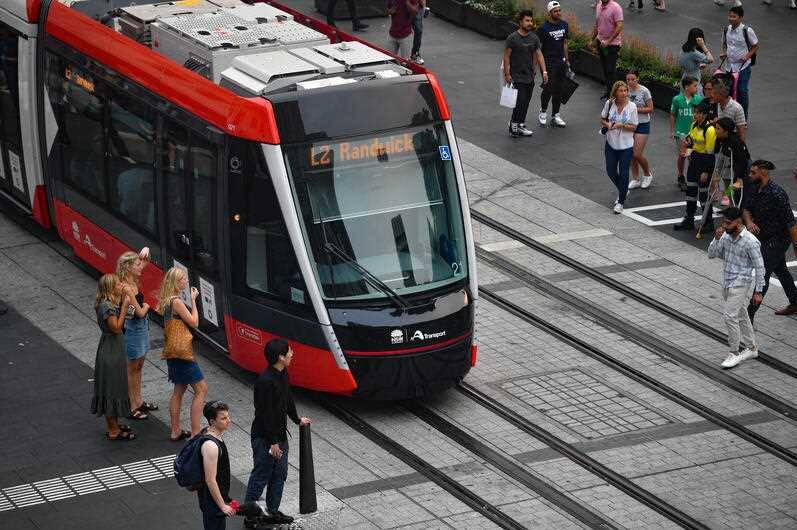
[715,82,746,143]
[503,10,547,138]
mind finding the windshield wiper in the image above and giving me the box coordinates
[322,241,410,311]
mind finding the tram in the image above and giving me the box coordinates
[0,0,477,398]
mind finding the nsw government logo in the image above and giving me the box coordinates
[390,329,404,345]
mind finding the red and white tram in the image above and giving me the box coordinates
[0,0,477,399]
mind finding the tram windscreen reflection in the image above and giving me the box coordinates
[285,125,468,301]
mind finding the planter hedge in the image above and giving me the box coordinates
[315,0,386,19]
[462,5,516,39]
[430,0,466,25]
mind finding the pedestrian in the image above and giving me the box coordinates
[410,0,428,64]
[712,117,750,207]
[714,81,746,142]
[325,0,368,32]
[600,80,638,214]
[674,102,716,233]
[626,70,654,190]
[591,0,624,99]
[679,28,714,95]
[157,267,208,441]
[743,160,797,319]
[627,0,665,11]
[91,273,135,441]
[763,0,797,8]
[537,1,569,128]
[504,9,547,138]
[116,248,156,421]
[720,6,758,119]
[243,339,311,529]
[197,401,236,530]
[669,76,703,191]
[386,0,418,58]
[707,206,764,369]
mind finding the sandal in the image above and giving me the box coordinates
[128,408,149,420]
[107,430,136,441]
[170,430,191,442]
[141,401,159,411]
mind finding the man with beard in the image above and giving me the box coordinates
[743,160,797,320]
[708,206,765,369]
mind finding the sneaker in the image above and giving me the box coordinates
[721,352,742,368]
[628,179,641,190]
[763,0,772,4]
[352,22,369,31]
[641,174,653,188]
[774,304,797,316]
[613,202,623,214]
[538,110,548,126]
[411,53,424,64]
[739,348,758,361]
[517,124,534,137]
[628,0,635,9]
[673,218,695,231]
[552,113,566,127]
[270,511,294,525]
[790,0,796,9]
[509,122,519,137]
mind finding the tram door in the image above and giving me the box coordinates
[0,25,29,206]
[161,119,228,349]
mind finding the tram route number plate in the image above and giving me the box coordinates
[438,145,451,161]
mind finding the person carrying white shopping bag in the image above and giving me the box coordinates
[502,9,547,138]
[500,82,518,109]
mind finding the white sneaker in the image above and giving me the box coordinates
[641,174,653,188]
[762,0,772,4]
[790,0,796,9]
[538,111,547,126]
[739,348,758,361]
[613,202,623,214]
[721,352,742,368]
[628,179,641,190]
[517,124,534,136]
[552,114,566,127]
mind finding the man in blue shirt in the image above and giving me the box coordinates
[708,207,765,369]
[537,1,569,127]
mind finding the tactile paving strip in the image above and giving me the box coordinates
[501,369,672,439]
[1,455,175,511]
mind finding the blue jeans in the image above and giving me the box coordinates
[604,143,633,204]
[736,66,751,119]
[244,438,289,513]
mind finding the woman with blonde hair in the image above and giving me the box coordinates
[92,273,135,440]
[116,247,155,420]
[157,267,207,441]
[600,80,638,214]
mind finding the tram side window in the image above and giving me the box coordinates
[162,121,189,262]
[55,62,107,203]
[230,141,307,306]
[107,92,156,234]
[0,26,21,149]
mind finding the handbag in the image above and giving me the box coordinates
[161,297,194,362]
[559,68,579,105]
[500,83,518,108]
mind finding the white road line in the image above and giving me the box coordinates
[1,455,175,511]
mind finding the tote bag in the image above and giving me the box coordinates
[500,83,518,108]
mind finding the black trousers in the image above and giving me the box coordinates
[598,45,620,96]
[748,238,797,320]
[326,0,360,26]
[684,152,713,222]
[511,82,534,124]
[541,61,567,115]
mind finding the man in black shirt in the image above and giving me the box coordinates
[244,339,311,529]
[199,401,235,530]
[503,9,547,138]
[743,160,797,319]
[537,1,569,127]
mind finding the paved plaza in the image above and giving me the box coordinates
[2,1,797,528]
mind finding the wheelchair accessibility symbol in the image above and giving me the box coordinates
[439,145,452,161]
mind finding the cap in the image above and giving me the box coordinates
[547,1,561,11]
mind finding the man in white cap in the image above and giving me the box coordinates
[537,1,569,127]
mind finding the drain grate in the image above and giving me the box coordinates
[502,369,671,438]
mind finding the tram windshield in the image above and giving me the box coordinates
[284,124,468,301]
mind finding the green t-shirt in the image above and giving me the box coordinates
[670,93,704,138]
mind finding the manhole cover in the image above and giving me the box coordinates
[501,369,672,439]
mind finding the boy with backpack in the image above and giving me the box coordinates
[720,6,758,119]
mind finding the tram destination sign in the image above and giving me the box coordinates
[310,133,416,167]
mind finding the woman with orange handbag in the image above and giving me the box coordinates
[157,267,208,441]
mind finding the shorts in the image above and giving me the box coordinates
[635,121,650,135]
[124,316,149,360]
[167,358,204,385]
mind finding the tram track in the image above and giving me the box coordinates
[471,209,797,382]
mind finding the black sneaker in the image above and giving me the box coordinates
[353,22,369,32]
[243,516,262,530]
[270,511,294,525]
[673,219,695,231]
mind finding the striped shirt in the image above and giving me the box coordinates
[707,228,765,291]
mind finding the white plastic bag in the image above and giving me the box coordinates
[500,83,517,108]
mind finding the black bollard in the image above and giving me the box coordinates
[299,423,317,514]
